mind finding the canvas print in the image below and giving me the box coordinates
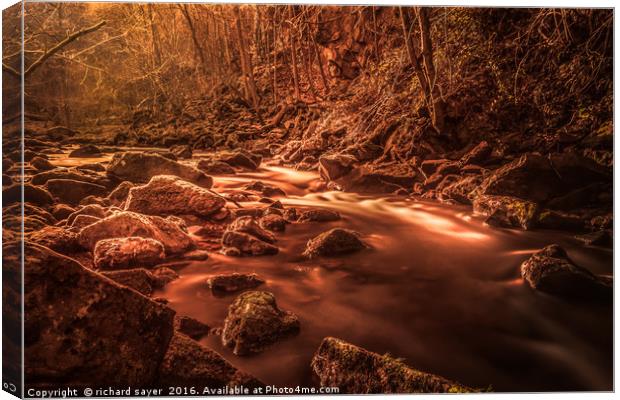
[1,2,613,397]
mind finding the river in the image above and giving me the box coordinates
[50,149,613,392]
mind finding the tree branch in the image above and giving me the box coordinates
[3,20,106,79]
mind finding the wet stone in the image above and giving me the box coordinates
[207,273,265,294]
[311,337,473,394]
[520,244,612,300]
[175,316,211,340]
[221,291,300,355]
[93,237,166,270]
[303,228,367,258]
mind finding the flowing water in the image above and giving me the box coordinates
[51,150,613,392]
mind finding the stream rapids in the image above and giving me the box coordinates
[49,149,613,392]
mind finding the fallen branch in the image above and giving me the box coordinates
[3,20,106,79]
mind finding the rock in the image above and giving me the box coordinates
[319,154,357,181]
[473,195,539,230]
[591,214,613,231]
[197,159,236,175]
[52,204,76,220]
[151,266,180,287]
[546,182,611,210]
[336,166,405,194]
[31,168,108,186]
[76,163,106,172]
[437,175,482,205]
[183,249,210,261]
[311,337,472,393]
[221,231,278,256]
[31,156,55,171]
[80,195,111,207]
[67,204,107,226]
[4,183,55,208]
[4,203,56,225]
[175,316,210,340]
[28,226,81,254]
[107,152,213,188]
[69,145,102,158]
[93,237,166,270]
[69,214,101,231]
[228,216,276,244]
[537,210,586,231]
[107,181,134,205]
[219,150,261,170]
[244,181,286,197]
[3,157,14,171]
[46,125,78,140]
[13,241,175,388]
[3,174,13,186]
[221,291,300,355]
[170,144,192,159]
[575,230,613,248]
[78,211,195,255]
[521,244,611,299]
[259,214,286,232]
[303,228,367,258]
[125,175,225,217]
[101,268,158,296]
[460,141,492,166]
[45,179,108,206]
[298,208,341,222]
[159,332,262,388]
[479,153,610,204]
[207,273,265,294]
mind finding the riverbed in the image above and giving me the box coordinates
[50,149,613,392]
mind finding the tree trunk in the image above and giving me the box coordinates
[234,6,262,120]
[288,5,301,101]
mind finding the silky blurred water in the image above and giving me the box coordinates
[51,148,613,391]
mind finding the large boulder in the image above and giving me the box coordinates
[303,228,367,258]
[218,150,262,170]
[311,337,472,393]
[31,168,109,186]
[45,179,108,206]
[319,154,357,181]
[68,145,102,158]
[11,242,175,388]
[101,268,160,296]
[29,226,81,254]
[3,183,54,207]
[94,237,166,270]
[107,181,134,206]
[334,166,413,194]
[478,153,610,203]
[125,176,225,217]
[197,160,236,175]
[31,156,55,171]
[437,175,482,205]
[473,195,539,230]
[106,152,213,188]
[78,211,194,255]
[158,332,262,388]
[520,244,611,299]
[174,316,211,340]
[221,291,300,355]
